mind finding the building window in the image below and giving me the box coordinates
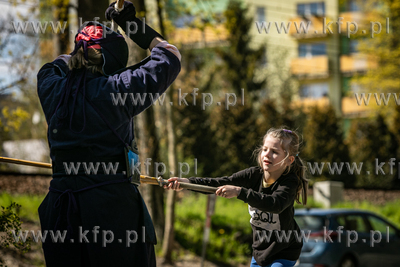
[256,6,266,22]
[259,49,267,67]
[348,0,361,11]
[299,43,326,57]
[350,82,363,93]
[341,37,360,54]
[300,83,329,98]
[297,2,325,17]
[349,40,359,53]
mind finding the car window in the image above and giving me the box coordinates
[294,215,325,231]
[346,215,368,233]
[368,215,397,235]
[336,215,368,233]
[336,215,346,227]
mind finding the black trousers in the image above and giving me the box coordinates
[39,175,157,267]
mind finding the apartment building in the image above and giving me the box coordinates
[246,0,376,117]
[169,0,229,49]
[169,0,377,119]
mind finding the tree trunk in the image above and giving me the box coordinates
[129,0,165,244]
[69,0,79,52]
[162,88,178,264]
[154,0,179,263]
[78,0,110,22]
[52,5,61,58]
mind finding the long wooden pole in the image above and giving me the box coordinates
[0,156,52,169]
[111,0,125,31]
[116,0,124,9]
[0,156,217,193]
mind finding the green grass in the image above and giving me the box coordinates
[294,195,323,209]
[0,193,45,223]
[2,192,400,266]
[174,193,252,265]
[0,193,46,267]
[174,193,321,265]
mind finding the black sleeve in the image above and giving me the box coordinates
[237,175,299,214]
[37,58,70,123]
[110,46,181,116]
[188,167,261,188]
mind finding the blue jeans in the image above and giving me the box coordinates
[250,257,297,267]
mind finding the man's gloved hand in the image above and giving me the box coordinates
[105,1,164,50]
[105,1,136,21]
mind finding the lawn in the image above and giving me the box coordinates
[1,191,400,266]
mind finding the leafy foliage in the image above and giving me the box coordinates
[173,0,268,177]
[347,113,399,189]
[0,106,30,142]
[205,0,266,176]
[174,193,324,265]
[0,202,31,267]
[216,0,265,95]
[303,105,354,187]
[355,0,400,94]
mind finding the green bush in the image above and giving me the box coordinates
[303,105,354,187]
[0,201,33,267]
[347,114,398,189]
[174,193,251,265]
[174,193,322,265]
[294,195,323,209]
[0,193,44,222]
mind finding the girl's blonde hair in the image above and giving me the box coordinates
[68,47,104,74]
[254,126,308,205]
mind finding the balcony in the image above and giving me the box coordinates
[290,12,373,38]
[289,16,330,39]
[342,96,373,117]
[294,96,330,107]
[338,12,369,35]
[171,25,228,48]
[340,53,378,74]
[291,55,329,78]
[293,97,373,117]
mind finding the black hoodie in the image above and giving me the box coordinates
[189,166,303,266]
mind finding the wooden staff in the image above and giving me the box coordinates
[111,0,125,31]
[116,0,124,9]
[0,156,52,169]
[0,156,217,193]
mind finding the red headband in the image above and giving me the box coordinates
[75,25,103,49]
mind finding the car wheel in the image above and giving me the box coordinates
[339,256,356,267]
